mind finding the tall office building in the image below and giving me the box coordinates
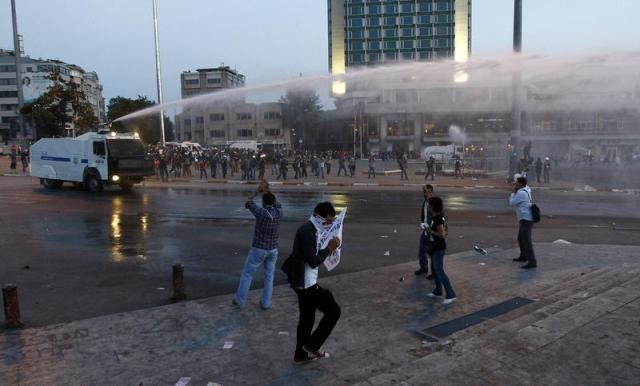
[328,0,471,75]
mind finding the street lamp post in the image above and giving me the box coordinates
[152,0,166,145]
[510,0,523,177]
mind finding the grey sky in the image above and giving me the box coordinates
[2,0,639,105]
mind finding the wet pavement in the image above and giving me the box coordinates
[1,243,639,385]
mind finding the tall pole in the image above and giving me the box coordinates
[510,0,523,176]
[11,0,25,140]
[152,0,166,145]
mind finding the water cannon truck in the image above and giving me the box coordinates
[29,130,154,192]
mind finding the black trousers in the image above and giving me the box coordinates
[294,285,341,359]
[517,220,536,265]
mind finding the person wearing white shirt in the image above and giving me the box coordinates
[509,176,537,269]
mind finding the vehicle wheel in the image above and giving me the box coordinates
[119,181,133,192]
[86,175,103,192]
[42,178,62,189]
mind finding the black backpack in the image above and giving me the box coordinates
[526,191,541,223]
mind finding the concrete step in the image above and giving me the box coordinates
[358,265,640,385]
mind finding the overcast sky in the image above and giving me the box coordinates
[2,0,639,104]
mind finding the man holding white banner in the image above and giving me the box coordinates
[281,201,343,365]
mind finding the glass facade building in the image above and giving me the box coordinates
[329,0,471,74]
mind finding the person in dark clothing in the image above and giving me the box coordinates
[425,196,457,304]
[415,184,434,280]
[282,201,341,365]
[534,157,542,183]
[426,156,435,181]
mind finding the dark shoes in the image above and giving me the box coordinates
[425,274,433,280]
[293,356,317,365]
[414,269,428,276]
[303,345,330,359]
[521,263,537,269]
[513,257,527,262]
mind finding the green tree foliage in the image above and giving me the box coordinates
[279,88,322,149]
[107,96,174,144]
[20,72,99,138]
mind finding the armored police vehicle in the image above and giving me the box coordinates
[30,130,154,192]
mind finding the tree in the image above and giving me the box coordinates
[20,72,100,138]
[279,88,322,150]
[107,96,174,144]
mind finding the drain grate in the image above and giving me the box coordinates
[419,297,534,341]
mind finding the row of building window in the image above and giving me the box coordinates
[348,37,451,51]
[347,14,451,27]
[207,128,282,138]
[347,1,451,15]
[183,112,282,126]
[347,49,451,63]
[0,91,18,98]
[0,78,17,86]
[0,65,17,73]
[348,25,452,39]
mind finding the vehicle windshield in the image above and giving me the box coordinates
[107,139,145,157]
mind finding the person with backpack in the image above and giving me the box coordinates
[509,176,537,269]
[425,196,456,305]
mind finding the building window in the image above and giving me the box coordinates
[236,112,252,120]
[368,53,381,63]
[419,27,433,36]
[368,4,381,15]
[401,40,414,49]
[0,78,17,86]
[401,52,414,61]
[384,52,397,61]
[207,78,221,85]
[348,6,364,15]
[417,15,431,25]
[349,29,364,39]
[210,130,225,138]
[184,79,199,86]
[386,120,414,136]
[264,111,281,120]
[436,1,451,11]
[0,65,17,72]
[401,16,414,25]
[368,29,381,39]
[384,4,397,14]
[348,18,364,27]
[0,91,18,98]
[436,38,450,48]
[349,53,365,64]
[436,14,451,23]
[384,41,397,49]
[237,129,253,137]
[436,26,451,35]
[418,40,431,49]
[368,41,381,50]
[264,128,281,137]
[184,119,191,128]
[400,3,414,13]
[417,3,431,12]
[349,41,365,51]
[384,28,397,38]
[195,116,204,124]
[209,113,225,121]
[401,27,414,37]
[367,17,381,26]
[384,16,397,26]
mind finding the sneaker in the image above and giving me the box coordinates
[427,292,442,298]
[303,345,330,359]
[293,356,317,365]
[232,298,241,307]
[513,257,527,262]
[521,263,537,269]
[442,297,457,305]
[414,269,427,276]
[259,302,270,311]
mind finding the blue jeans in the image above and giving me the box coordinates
[418,233,433,273]
[431,249,456,299]
[235,247,278,309]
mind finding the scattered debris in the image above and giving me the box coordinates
[473,246,488,255]
[584,185,597,192]
[223,341,234,349]
[380,235,389,238]
[156,287,165,291]
[458,235,464,238]
[384,251,391,256]
[278,331,289,336]
[393,229,397,233]
[399,276,405,282]
[22,265,30,270]
[479,263,487,266]
[175,377,191,386]
[553,239,572,245]
[487,215,496,219]
[206,383,223,386]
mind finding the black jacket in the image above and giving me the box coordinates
[282,221,332,288]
